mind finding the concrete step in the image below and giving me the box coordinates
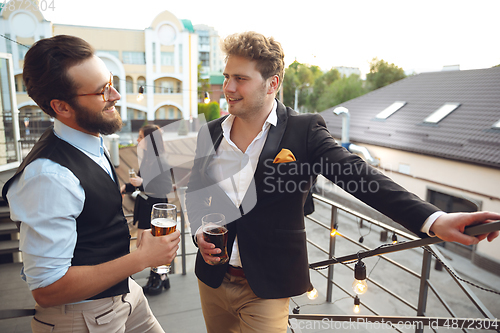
[0,221,18,235]
[0,240,19,255]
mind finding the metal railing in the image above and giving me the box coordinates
[289,193,500,332]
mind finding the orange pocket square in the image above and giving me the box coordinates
[273,148,296,164]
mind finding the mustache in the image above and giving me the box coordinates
[104,101,117,110]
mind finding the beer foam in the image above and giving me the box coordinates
[151,218,177,228]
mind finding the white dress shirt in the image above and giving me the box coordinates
[207,101,278,267]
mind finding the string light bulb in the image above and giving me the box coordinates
[352,260,368,295]
[392,232,398,244]
[353,295,361,313]
[307,286,318,300]
[204,92,210,104]
[137,86,144,101]
[331,223,339,237]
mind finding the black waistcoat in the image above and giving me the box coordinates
[2,127,130,300]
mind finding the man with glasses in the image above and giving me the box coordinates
[2,35,179,332]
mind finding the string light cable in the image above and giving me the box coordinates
[357,218,372,243]
[422,246,500,296]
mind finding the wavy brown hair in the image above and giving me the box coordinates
[221,31,285,91]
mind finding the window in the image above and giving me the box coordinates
[5,34,12,54]
[152,43,156,65]
[122,51,146,65]
[168,108,174,119]
[178,44,183,66]
[375,101,406,119]
[423,103,460,124]
[98,50,120,59]
[137,77,146,93]
[18,45,30,60]
[492,119,500,129]
[161,52,174,66]
[126,77,134,94]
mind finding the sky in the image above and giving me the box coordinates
[41,0,500,78]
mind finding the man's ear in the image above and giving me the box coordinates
[50,99,73,119]
[267,75,279,95]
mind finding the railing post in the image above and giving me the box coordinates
[326,207,338,303]
[178,187,187,276]
[415,247,432,333]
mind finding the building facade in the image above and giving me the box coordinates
[0,5,199,125]
[193,24,224,76]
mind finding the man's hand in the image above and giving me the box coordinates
[130,176,143,188]
[196,229,221,265]
[430,212,500,245]
[137,230,180,268]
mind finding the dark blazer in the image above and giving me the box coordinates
[186,100,439,299]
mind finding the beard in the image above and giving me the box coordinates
[70,100,123,135]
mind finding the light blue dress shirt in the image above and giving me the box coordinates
[7,119,115,291]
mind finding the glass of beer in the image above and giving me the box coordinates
[128,168,137,179]
[202,213,228,265]
[151,203,177,274]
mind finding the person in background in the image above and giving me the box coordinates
[3,35,179,333]
[121,124,173,295]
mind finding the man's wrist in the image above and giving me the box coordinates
[421,211,446,236]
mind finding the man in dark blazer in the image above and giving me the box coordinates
[185,31,499,333]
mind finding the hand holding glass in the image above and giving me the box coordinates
[202,213,229,265]
[151,203,177,274]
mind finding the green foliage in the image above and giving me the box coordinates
[316,75,368,111]
[198,101,220,122]
[366,57,406,90]
[283,58,406,112]
[197,63,210,101]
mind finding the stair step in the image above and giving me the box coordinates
[0,240,19,255]
[0,221,18,234]
[0,205,10,217]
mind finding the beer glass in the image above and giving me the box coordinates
[128,168,137,179]
[151,203,177,274]
[202,213,228,265]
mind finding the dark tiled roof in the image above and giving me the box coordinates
[320,67,500,168]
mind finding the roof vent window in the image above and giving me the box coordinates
[375,101,407,119]
[423,103,460,124]
[493,120,500,129]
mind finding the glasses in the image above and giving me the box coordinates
[76,73,114,102]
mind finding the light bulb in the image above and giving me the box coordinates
[137,86,145,101]
[392,233,398,244]
[331,223,339,237]
[352,279,368,295]
[353,295,361,313]
[307,287,318,300]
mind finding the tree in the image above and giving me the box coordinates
[316,75,367,111]
[366,58,406,90]
[198,101,220,122]
[197,63,210,101]
[307,68,340,112]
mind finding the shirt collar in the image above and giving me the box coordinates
[53,119,103,157]
[221,99,278,135]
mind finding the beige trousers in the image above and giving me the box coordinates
[31,278,164,333]
[198,273,290,333]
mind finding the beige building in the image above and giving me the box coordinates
[0,5,199,127]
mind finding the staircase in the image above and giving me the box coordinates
[0,192,20,264]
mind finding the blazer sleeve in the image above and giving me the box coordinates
[306,114,439,237]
